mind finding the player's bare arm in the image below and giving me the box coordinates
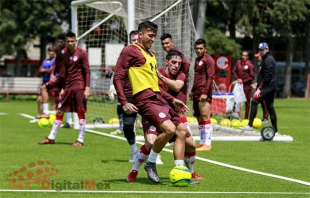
[84,87,90,100]
[172,98,189,112]
[199,94,207,101]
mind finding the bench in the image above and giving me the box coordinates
[0,77,42,99]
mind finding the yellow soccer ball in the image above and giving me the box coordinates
[48,114,56,125]
[210,118,217,124]
[38,118,50,128]
[170,165,192,186]
[239,119,248,127]
[220,119,231,127]
[231,119,241,128]
[253,118,262,129]
[109,118,120,124]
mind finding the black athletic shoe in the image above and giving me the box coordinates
[144,161,159,183]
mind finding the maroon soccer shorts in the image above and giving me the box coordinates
[135,94,181,129]
[45,77,64,91]
[192,94,212,117]
[58,89,87,113]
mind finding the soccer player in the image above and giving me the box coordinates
[109,30,140,162]
[232,51,255,119]
[126,50,204,182]
[36,46,57,118]
[240,42,278,132]
[110,30,139,135]
[189,38,215,151]
[38,32,90,146]
[39,33,73,128]
[113,21,188,183]
[160,33,192,134]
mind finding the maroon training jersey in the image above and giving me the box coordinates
[191,53,215,100]
[63,47,90,90]
[232,60,255,90]
[114,44,157,106]
[157,67,186,98]
[53,46,67,78]
[171,47,190,79]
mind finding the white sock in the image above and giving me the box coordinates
[130,143,138,153]
[184,121,192,135]
[77,119,86,143]
[174,160,184,166]
[43,103,49,115]
[47,120,62,140]
[66,112,72,125]
[184,155,195,173]
[198,123,206,145]
[148,149,158,163]
[205,123,213,146]
[132,151,149,171]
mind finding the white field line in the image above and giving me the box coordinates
[16,113,310,188]
[86,129,310,187]
[0,189,310,194]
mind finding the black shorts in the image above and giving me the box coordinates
[118,97,138,125]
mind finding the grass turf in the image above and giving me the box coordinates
[0,98,309,197]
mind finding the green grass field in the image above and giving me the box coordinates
[0,98,310,197]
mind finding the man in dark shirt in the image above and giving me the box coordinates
[38,32,90,146]
[240,42,278,132]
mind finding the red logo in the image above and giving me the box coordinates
[7,161,58,189]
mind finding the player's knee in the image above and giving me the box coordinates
[175,124,187,139]
[123,124,135,141]
[145,139,154,150]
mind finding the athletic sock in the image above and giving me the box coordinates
[148,149,159,163]
[47,114,63,140]
[174,160,184,166]
[130,143,138,153]
[180,116,192,135]
[77,119,86,143]
[43,103,49,115]
[205,122,213,146]
[184,152,196,173]
[66,112,72,125]
[198,120,209,144]
[132,144,150,171]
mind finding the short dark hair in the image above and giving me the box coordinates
[129,30,138,37]
[47,46,55,52]
[138,21,158,32]
[160,33,172,41]
[57,33,66,40]
[66,32,76,38]
[166,50,183,60]
[195,38,206,47]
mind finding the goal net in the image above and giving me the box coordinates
[71,0,197,130]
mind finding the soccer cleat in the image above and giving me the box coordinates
[126,170,138,182]
[196,144,212,151]
[62,123,73,128]
[262,119,268,124]
[39,114,49,119]
[38,138,55,145]
[239,125,253,131]
[110,129,124,135]
[72,141,83,147]
[192,172,204,180]
[129,149,138,163]
[144,161,159,183]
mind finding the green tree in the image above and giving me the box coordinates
[0,0,71,76]
[265,0,310,97]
